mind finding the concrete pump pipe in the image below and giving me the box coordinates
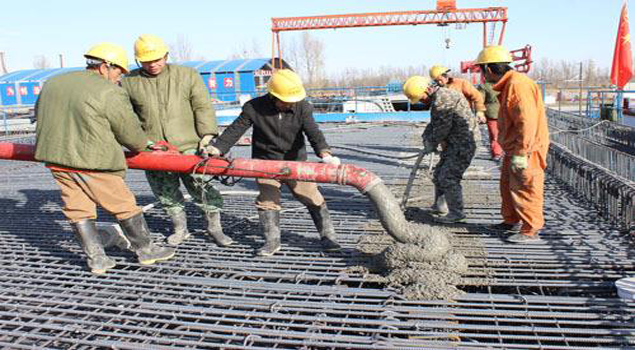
[0,143,419,243]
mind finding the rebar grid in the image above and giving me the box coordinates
[0,124,632,349]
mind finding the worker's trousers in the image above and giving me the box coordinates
[486,118,503,158]
[500,151,546,233]
[255,178,325,211]
[51,170,142,223]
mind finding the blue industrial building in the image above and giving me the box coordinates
[0,58,290,107]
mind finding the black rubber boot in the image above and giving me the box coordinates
[96,224,131,250]
[307,203,341,252]
[72,220,116,274]
[434,188,466,223]
[256,210,281,257]
[118,213,175,265]
[166,210,191,246]
[205,211,233,247]
[430,186,448,215]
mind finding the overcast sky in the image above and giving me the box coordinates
[0,0,627,74]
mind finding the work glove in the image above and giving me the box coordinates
[198,135,215,154]
[321,154,341,166]
[511,155,528,172]
[145,141,165,151]
[476,111,486,124]
[422,141,436,155]
[203,145,222,158]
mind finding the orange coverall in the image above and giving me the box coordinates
[493,71,550,235]
[447,78,486,113]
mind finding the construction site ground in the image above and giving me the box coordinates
[0,123,632,349]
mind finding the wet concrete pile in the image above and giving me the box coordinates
[356,223,469,300]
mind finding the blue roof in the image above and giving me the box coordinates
[0,58,288,83]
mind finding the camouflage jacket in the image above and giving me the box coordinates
[422,87,481,149]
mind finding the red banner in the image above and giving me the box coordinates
[611,3,633,89]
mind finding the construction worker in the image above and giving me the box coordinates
[206,69,341,256]
[34,43,175,274]
[474,45,550,244]
[429,65,487,123]
[122,34,232,247]
[477,82,504,161]
[403,76,480,223]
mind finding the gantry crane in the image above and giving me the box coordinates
[270,0,531,73]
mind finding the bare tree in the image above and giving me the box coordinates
[280,35,301,71]
[169,34,194,62]
[229,37,264,59]
[300,32,325,88]
[33,55,50,69]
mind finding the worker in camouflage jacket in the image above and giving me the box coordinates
[35,43,175,274]
[403,76,480,223]
[122,34,231,248]
[206,69,342,257]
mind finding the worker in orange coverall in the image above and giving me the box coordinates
[429,65,487,124]
[475,46,550,244]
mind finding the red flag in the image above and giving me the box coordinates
[611,3,633,89]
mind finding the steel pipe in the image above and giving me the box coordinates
[0,143,417,243]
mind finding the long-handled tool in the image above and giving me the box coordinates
[401,149,433,209]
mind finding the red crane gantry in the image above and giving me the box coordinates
[270,1,508,68]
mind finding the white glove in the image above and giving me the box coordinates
[204,145,222,157]
[198,135,215,153]
[321,154,341,166]
[476,111,486,124]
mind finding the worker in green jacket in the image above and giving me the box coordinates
[477,82,503,161]
[122,34,231,247]
[35,43,175,274]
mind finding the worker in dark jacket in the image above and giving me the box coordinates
[207,69,341,256]
[403,75,480,223]
[35,43,175,274]
[122,34,231,248]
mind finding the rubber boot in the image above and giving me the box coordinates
[205,211,233,247]
[435,188,466,223]
[256,210,281,257]
[307,203,341,252]
[166,210,191,246]
[96,223,131,250]
[430,186,448,215]
[72,220,116,274]
[118,213,175,265]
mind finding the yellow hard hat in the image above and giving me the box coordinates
[267,69,306,103]
[475,45,513,65]
[429,65,450,80]
[403,76,432,104]
[84,42,129,74]
[134,34,169,62]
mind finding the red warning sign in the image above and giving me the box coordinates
[6,87,14,96]
[19,86,27,96]
[223,77,233,88]
[33,86,41,95]
[208,77,217,89]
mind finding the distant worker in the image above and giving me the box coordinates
[429,65,487,123]
[403,75,480,223]
[34,43,175,274]
[206,69,342,256]
[477,82,504,161]
[122,34,232,247]
[475,45,550,244]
